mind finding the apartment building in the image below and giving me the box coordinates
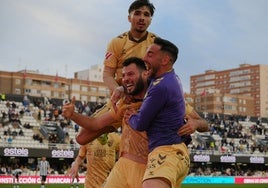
[190,64,268,117]
[0,69,110,104]
[74,64,104,82]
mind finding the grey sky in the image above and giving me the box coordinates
[1,0,267,92]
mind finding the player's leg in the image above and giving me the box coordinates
[142,143,190,188]
[75,176,79,188]
[70,177,74,188]
[143,178,170,188]
[41,175,47,188]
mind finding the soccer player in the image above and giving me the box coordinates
[12,166,22,188]
[68,133,120,188]
[36,156,50,188]
[125,37,189,188]
[62,57,208,188]
[103,0,156,94]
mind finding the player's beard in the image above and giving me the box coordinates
[129,76,145,96]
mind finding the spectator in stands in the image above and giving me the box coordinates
[70,139,75,150]
[11,102,16,109]
[0,93,6,101]
[23,95,29,107]
[19,129,24,136]
[23,122,31,129]
[7,136,12,145]
[2,111,7,119]
[74,124,79,133]
[12,129,17,137]
[0,164,7,174]
[38,109,42,120]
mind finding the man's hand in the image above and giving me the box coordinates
[68,162,79,178]
[62,96,76,119]
[111,86,124,112]
[124,107,137,123]
[178,115,198,136]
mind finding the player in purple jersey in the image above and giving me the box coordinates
[125,37,189,188]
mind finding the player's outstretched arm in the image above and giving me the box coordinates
[62,96,115,132]
[76,126,116,145]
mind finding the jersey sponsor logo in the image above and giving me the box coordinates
[105,52,113,60]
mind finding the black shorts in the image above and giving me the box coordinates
[41,175,47,182]
[13,174,19,180]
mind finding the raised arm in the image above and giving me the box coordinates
[62,96,115,131]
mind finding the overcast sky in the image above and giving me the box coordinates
[1,0,267,92]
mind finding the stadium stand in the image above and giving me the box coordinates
[0,95,267,177]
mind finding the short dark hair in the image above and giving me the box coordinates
[154,37,179,63]
[128,0,155,16]
[123,57,147,71]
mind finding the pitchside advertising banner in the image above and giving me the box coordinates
[1,147,267,163]
[0,175,85,184]
[0,147,79,158]
[0,176,268,184]
[191,154,268,164]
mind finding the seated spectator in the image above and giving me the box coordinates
[39,137,43,143]
[19,129,24,136]
[23,123,31,129]
[7,136,12,144]
[12,130,17,137]
[74,124,79,133]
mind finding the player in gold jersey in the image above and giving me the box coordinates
[103,0,156,94]
[63,57,208,188]
[68,132,120,188]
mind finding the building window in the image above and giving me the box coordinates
[90,96,97,102]
[81,86,88,92]
[15,79,21,85]
[81,95,87,102]
[90,87,97,92]
[25,89,31,94]
[25,79,32,85]
[71,84,80,90]
[15,88,21,94]
[54,92,59,98]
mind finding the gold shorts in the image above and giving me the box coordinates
[102,157,146,188]
[144,143,190,188]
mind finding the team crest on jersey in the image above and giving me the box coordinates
[105,52,113,60]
